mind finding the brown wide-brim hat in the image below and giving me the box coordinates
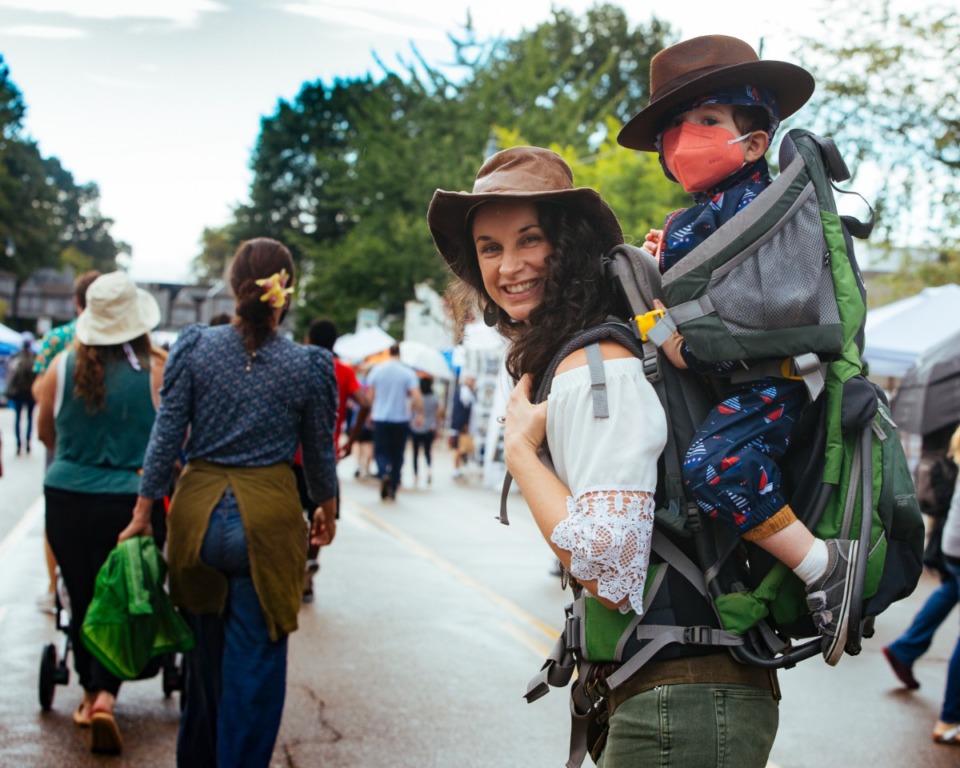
[618,34,815,152]
[427,146,623,289]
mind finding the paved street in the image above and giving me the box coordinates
[0,404,957,767]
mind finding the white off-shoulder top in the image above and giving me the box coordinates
[546,356,667,615]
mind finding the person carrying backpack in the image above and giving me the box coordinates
[6,334,38,455]
[617,34,856,665]
[428,146,779,768]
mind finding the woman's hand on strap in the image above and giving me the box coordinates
[503,374,548,472]
[118,496,155,543]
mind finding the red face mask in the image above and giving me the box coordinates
[661,123,750,193]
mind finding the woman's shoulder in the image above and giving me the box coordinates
[274,337,334,376]
[170,323,206,351]
[554,340,639,377]
[161,324,219,379]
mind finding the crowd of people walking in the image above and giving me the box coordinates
[3,237,482,764]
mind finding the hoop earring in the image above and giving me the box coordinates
[483,302,498,327]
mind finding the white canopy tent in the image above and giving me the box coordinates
[863,284,960,379]
[399,340,453,380]
[0,322,25,356]
[332,326,395,364]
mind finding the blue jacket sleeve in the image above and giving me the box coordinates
[139,325,202,498]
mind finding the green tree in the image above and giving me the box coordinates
[235,7,678,333]
[193,225,238,284]
[491,121,686,247]
[0,57,126,321]
[799,1,959,253]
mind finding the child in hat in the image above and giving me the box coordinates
[619,34,856,665]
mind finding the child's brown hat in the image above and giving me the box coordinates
[618,34,814,151]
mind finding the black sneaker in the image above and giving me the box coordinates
[380,477,390,500]
[805,538,859,666]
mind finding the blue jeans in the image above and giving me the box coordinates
[177,489,288,768]
[11,396,34,450]
[940,561,960,723]
[374,421,409,492]
[887,568,958,666]
[597,681,778,767]
[409,429,435,476]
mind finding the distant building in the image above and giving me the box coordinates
[0,269,238,334]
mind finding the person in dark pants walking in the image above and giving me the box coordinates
[409,376,443,486]
[366,344,423,500]
[5,335,37,454]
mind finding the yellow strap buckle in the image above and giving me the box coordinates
[634,309,665,342]
[779,357,803,381]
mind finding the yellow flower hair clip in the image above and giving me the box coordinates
[255,269,294,309]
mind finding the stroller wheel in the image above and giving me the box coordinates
[39,643,58,711]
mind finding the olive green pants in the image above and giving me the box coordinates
[597,682,779,768]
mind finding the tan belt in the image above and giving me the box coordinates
[605,652,781,715]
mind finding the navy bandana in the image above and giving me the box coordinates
[654,85,782,154]
[659,157,772,274]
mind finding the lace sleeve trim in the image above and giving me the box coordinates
[550,488,656,615]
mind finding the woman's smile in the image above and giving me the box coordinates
[502,279,540,295]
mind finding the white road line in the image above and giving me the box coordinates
[0,495,44,561]
[498,618,553,658]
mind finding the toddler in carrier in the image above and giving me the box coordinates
[618,34,856,665]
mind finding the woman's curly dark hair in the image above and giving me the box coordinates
[447,201,625,392]
[229,238,295,352]
[74,335,152,412]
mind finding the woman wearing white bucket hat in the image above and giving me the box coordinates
[36,270,166,755]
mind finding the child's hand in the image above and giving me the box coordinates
[641,229,663,257]
[653,299,688,370]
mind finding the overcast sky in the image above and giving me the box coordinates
[0,1,829,282]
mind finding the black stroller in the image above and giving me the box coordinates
[38,565,184,711]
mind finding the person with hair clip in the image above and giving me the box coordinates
[36,270,166,755]
[429,146,779,767]
[119,238,339,767]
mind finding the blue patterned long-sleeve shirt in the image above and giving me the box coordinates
[139,324,338,503]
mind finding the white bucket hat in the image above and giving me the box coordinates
[75,271,162,346]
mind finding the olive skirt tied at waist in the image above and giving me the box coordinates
[166,459,307,642]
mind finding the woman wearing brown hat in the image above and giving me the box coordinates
[36,270,167,754]
[429,146,778,766]
[120,238,339,768]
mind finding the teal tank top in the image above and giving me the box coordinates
[45,350,157,495]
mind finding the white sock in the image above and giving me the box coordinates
[793,538,829,587]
